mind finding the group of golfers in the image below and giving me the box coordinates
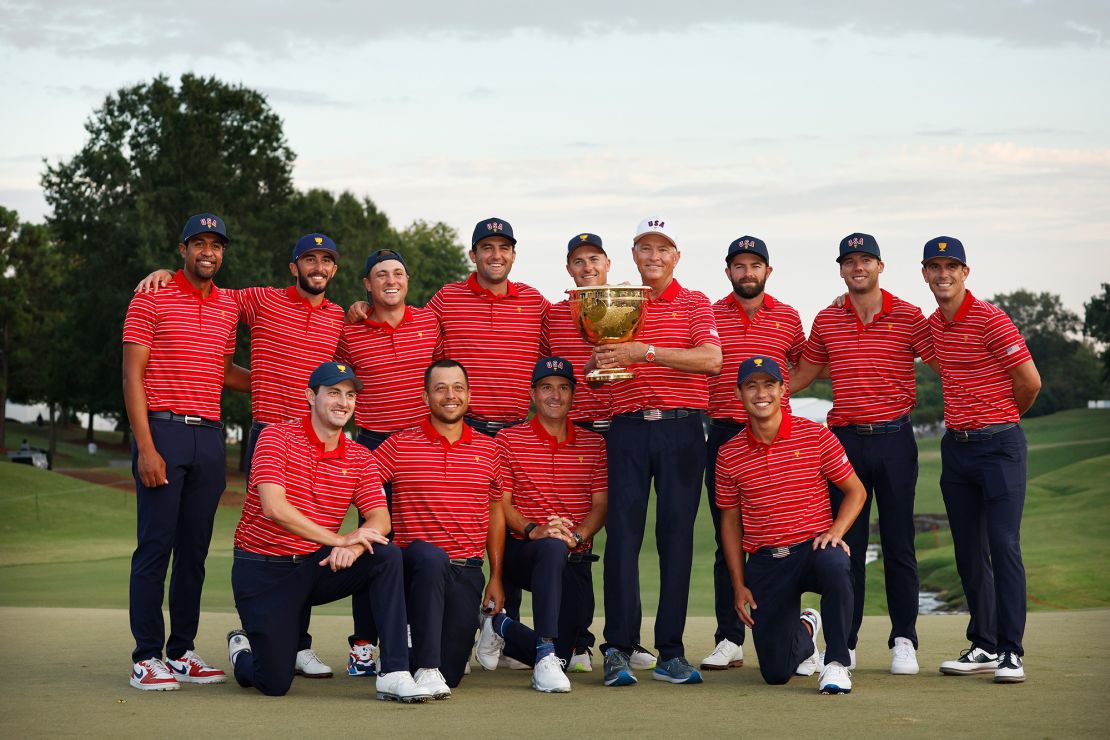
[121,212,1039,701]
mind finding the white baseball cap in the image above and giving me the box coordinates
[634,217,676,248]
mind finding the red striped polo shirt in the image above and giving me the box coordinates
[374,419,503,559]
[335,306,442,432]
[802,290,936,426]
[715,415,855,553]
[236,286,345,424]
[610,279,720,414]
[427,273,549,422]
[708,293,806,423]
[541,299,613,422]
[496,417,607,550]
[122,270,237,421]
[927,290,1032,430]
[234,417,385,556]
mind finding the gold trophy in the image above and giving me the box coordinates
[567,285,652,382]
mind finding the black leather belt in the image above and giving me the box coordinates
[949,423,1017,442]
[149,411,223,429]
[465,417,524,433]
[567,551,600,563]
[573,419,612,433]
[617,408,699,422]
[233,548,309,564]
[449,557,485,568]
[837,415,911,436]
[751,539,812,559]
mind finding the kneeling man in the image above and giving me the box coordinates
[476,356,608,693]
[716,357,866,694]
[226,362,429,702]
[373,359,506,697]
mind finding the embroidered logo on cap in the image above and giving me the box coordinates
[314,236,324,246]
[200,217,218,229]
[486,222,504,233]
[738,239,756,249]
[754,358,764,367]
[847,236,865,248]
[938,243,948,252]
[546,359,566,371]
[579,234,589,241]
[336,365,346,372]
[647,219,665,228]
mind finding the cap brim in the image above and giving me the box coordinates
[473,235,517,247]
[633,230,676,248]
[182,230,229,245]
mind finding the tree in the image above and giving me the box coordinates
[989,290,1105,416]
[1084,284,1110,383]
[41,74,296,436]
[395,220,471,306]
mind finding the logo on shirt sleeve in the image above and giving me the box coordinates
[1005,345,1019,355]
[710,328,720,337]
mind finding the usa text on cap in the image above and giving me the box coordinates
[180,213,229,245]
[532,356,576,387]
[736,355,784,385]
[837,232,881,263]
[308,361,363,391]
[364,248,408,276]
[726,235,769,265]
[472,218,516,247]
[291,233,339,263]
[922,236,967,265]
[634,218,676,248]
[567,232,605,256]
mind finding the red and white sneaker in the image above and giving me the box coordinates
[130,658,180,691]
[165,650,227,684]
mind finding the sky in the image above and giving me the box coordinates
[2,1,1108,327]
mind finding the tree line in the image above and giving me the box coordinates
[0,74,469,463]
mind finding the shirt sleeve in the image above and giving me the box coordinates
[488,443,505,502]
[787,311,807,367]
[234,286,265,328]
[801,314,829,365]
[371,435,398,484]
[426,287,446,321]
[908,306,937,363]
[688,291,722,347]
[590,438,608,498]
[539,310,552,357]
[984,308,1033,371]
[352,452,387,516]
[714,445,742,510]
[432,316,445,361]
[494,437,515,503]
[335,327,352,367]
[249,426,288,489]
[223,317,237,356]
[817,426,855,485]
[122,292,157,348]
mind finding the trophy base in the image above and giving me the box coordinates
[587,368,635,383]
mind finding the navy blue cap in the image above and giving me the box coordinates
[725,236,770,265]
[837,232,881,263]
[922,236,967,265]
[531,356,576,387]
[364,248,408,276]
[472,218,516,247]
[308,361,362,391]
[736,356,784,385]
[180,213,228,245]
[291,233,339,263]
[567,232,605,256]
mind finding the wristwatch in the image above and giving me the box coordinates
[572,532,584,547]
[644,344,657,363]
[523,522,539,540]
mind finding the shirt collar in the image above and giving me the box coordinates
[725,292,776,326]
[466,272,520,300]
[651,278,683,303]
[951,290,976,324]
[528,415,576,449]
[172,269,220,303]
[364,305,415,334]
[284,284,331,312]
[744,413,793,448]
[844,289,894,330]
[420,416,474,449]
[300,415,347,460]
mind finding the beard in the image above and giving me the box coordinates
[731,276,766,300]
[297,271,328,296]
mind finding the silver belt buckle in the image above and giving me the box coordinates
[771,546,790,559]
[183,414,202,425]
[291,554,306,563]
[643,409,663,421]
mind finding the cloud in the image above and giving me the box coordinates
[259,86,353,108]
[1,0,1106,60]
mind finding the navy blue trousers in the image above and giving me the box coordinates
[828,422,920,649]
[746,544,853,684]
[403,540,485,688]
[569,421,608,654]
[705,418,748,646]
[500,555,595,667]
[129,419,225,663]
[231,544,407,696]
[940,426,1028,655]
[349,428,394,646]
[604,413,706,661]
